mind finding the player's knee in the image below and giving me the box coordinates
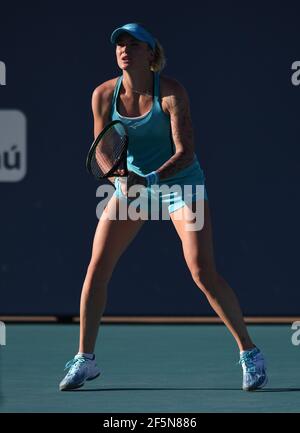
[190,266,219,293]
[87,261,112,287]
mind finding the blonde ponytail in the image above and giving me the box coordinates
[150,39,167,72]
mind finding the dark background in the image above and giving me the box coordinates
[0,1,299,316]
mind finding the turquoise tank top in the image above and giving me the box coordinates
[110,71,204,183]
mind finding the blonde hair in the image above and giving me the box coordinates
[132,22,166,72]
[150,39,167,72]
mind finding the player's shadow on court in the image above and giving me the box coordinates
[73,387,300,392]
[252,388,300,393]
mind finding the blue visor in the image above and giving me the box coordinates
[110,23,156,50]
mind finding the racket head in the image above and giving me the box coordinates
[86,120,129,180]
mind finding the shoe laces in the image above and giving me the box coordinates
[238,350,258,373]
[64,356,86,374]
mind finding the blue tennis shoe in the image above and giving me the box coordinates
[59,354,101,391]
[239,347,268,391]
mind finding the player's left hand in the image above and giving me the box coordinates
[118,171,147,197]
[127,171,147,189]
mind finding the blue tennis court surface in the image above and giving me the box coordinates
[1,324,299,412]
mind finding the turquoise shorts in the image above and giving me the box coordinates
[113,159,208,215]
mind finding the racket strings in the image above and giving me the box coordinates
[89,126,128,180]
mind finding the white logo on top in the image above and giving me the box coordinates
[129,122,141,129]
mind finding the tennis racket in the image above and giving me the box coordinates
[86,120,129,181]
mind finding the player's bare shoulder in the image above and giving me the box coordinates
[92,77,119,116]
[159,74,189,115]
[92,77,118,99]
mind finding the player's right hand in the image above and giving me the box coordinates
[116,168,126,176]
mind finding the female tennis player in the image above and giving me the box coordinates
[59,23,267,392]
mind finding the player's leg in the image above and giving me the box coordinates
[169,198,254,351]
[169,198,267,390]
[59,195,145,390]
[79,194,145,354]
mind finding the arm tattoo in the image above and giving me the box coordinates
[156,88,196,180]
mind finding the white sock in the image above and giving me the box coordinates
[240,346,257,355]
[77,352,95,360]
